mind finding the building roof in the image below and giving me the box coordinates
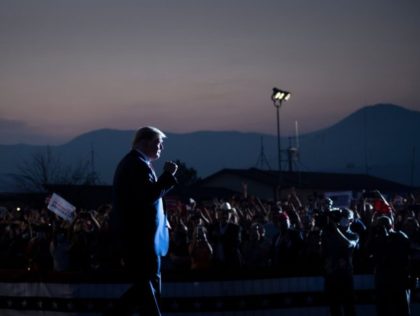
[198,168,414,193]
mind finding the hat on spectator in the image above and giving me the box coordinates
[220,202,232,211]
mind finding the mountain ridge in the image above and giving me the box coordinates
[0,103,419,191]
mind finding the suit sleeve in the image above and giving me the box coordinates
[139,168,177,204]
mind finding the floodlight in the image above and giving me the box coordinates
[270,86,292,173]
[271,87,291,107]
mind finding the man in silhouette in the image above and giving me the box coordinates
[208,202,242,271]
[107,126,178,316]
[368,215,412,316]
[321,208,359,316]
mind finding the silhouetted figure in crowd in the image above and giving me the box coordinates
[272,211,304,274]
[263,210,280,244]
[49,228,70,272]
[401,216,420,282]
[368,216,412,316]
[241,222,271,269]
[189,225,213,271]
[166,221,190,272]
[107,126,178,316]
[302,215,323,274]
[321,208,359,316]
[27,225,53,273]
[208,202,242,271]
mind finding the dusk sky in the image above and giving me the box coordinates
[1,0,419,145]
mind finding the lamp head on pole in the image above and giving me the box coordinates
[271,87,291,108]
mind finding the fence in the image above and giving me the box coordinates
[0,271,419,316]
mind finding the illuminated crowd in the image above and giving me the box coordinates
[0,189,419,277]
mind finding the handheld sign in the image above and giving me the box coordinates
[325,191,353,209]
[47,193,76,222]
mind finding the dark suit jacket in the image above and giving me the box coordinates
[111,150,177,270]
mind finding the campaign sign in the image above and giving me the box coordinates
[47,193,76,222]
[325,191,353,209]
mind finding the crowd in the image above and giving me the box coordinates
[164,189,420,278]
[0,189,419,279]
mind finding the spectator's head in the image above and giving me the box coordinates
[220,202,231,211]
[216,202,233,224]
[277,211,291,231]
[338,208,354,229]
[186,198,196,211]
[401,216,419,238]
[132,126,166,161]
[375,215,393,231]
[365,202,374,213]
[249,223,262,241]
[322,197,334,211]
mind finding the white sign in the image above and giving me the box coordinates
[47,193,76,222]
[325,191,353,208]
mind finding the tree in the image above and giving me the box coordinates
[11,146,99,192]
[173,159,200,187]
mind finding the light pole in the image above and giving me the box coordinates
[271,87,291,172]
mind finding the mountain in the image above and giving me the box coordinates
[0,104,419,192]
[298,104,420,185]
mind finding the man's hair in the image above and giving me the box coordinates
[132,126,166,148]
